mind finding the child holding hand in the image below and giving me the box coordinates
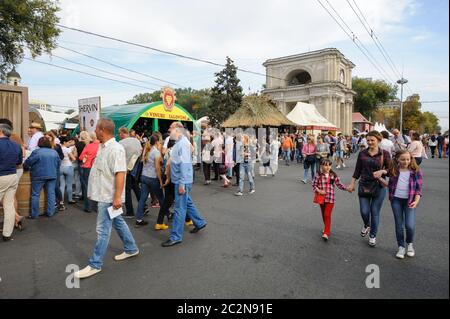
[312,158,352,241]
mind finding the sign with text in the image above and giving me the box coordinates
[78,96,101,133]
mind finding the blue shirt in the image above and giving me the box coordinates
[0,137,22,177]
[170,135,193,186]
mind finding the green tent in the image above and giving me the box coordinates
[74,101,200,138]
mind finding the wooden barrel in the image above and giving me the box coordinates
[0,171,47,217]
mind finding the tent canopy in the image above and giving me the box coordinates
[29,108,70,131]
[74,101,199,137]
[286,102,338,131]
[222,95,295,128]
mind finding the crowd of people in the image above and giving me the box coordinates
[0,115,448,277]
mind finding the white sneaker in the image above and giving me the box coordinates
[336,165,341,169]
[396,246,406,259]
[342,163,346,168]
[322,234,329,241]
[74,266,101,279]
[301,179,307,184]
[369,237,377,247]
[407,243,415,257]
[114,250,139,261]
[249,189,256,194]
[234,191,243,196]
[360,226,370,237]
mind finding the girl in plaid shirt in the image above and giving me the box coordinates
[380,150,422,259]
[312,158,351,241]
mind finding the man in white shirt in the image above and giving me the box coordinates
[119,127,143,218]
[379,131,395,157]
[27,122,44,152]
[75,118,139,279]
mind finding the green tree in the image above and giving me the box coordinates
[398,94,440,134]
[352,77,398,118]
[0,0,61,81]
[209,57,243,127]
[126,92,158,104]
[421,111,440,134]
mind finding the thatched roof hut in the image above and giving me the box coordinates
[221,95,295,128]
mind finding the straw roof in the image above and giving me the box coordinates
[221,95,296,128]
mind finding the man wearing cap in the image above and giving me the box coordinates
[27,122,44,152]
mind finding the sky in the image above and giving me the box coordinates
[15,0,449,130]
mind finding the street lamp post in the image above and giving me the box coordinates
[397,77,408,134]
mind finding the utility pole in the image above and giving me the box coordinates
[397,77,408,133]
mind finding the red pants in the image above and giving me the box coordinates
[320,203,334,236]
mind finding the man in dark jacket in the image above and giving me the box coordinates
[0,123,23,241]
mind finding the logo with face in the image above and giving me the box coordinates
[161,86,176,112]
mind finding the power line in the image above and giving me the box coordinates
[24,58,156,91]
[350,0,415,95]
[57,24,287,82]
[316,0,393,84]
[58,45,183,87]
[324,0,395,83]
[421,100,449,103]
[51,54,160,89]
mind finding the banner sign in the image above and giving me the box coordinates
[78,96,101,133]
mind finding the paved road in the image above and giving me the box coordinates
[0,156,448,299]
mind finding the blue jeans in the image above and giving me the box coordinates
[282,150,291,165]
[88,202,138,270]
[239,162,255,192]
[295,148,303,162]
[80,167,91,210]
[169,183,206,242]
[31,179,56,218]
[358,187,387,238]
[136,176,167,223]
[60,165,74,202]
[438,145,443,158]
[391,197,416,247]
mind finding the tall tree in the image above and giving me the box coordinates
[0,0,61,81]
[209,57,243,127]
[352,77,398,118]
[126,92,158,104]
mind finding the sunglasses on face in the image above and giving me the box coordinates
[321,163,332,166]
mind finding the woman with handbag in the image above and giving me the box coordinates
[348,131,392,247]
[301,135,317,184]
[312,158,350,241]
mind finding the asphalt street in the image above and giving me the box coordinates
[0,156,448,299]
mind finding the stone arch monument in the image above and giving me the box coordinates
[262,48,356,134]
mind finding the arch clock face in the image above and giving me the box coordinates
[340,70,345,83]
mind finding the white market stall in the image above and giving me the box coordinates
[286,102,338,135]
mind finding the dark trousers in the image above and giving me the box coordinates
[55,168,62,203]
[213,162,220,180]
[125,172,141,216]
[233,163,241,185]
[203,162,211,181]
[80,167,92,211]
[430,146,436,158]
